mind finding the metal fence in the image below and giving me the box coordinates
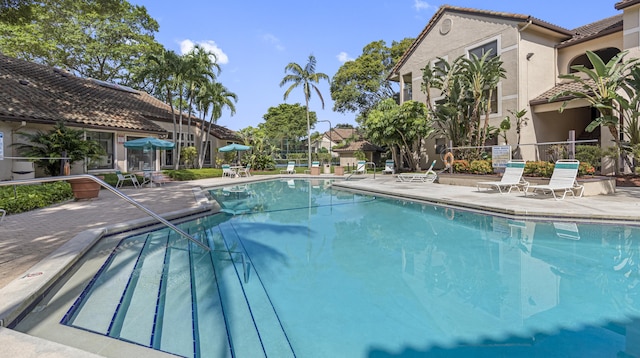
[447,139,599,162]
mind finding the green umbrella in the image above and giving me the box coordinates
[123,137,175,149]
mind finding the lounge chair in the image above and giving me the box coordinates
[553,222,580,240]
[222,164,236,178]
[304,161,320,174]
[526,159,584,200]
[237,164,251,177]
[382,160,395,174]
[397,160,438,183]
[352,160,366,174]
[476,160,528,194]
[115,170,139,188]
[280,161,296,174]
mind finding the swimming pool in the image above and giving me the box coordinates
[20,179,640,357]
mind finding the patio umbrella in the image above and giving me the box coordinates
[218,143,252,164]
[123,137,175,150]
[124,137,175,171]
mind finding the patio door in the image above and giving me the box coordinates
[126,136,156,172]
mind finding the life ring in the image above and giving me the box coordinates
[443,152,454,168]
[444,207,455,220]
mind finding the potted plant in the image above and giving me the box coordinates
[14,121,106,199]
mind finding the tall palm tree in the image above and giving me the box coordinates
[195,80,238,168]
[280,54,329,168]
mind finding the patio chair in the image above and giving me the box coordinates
[352,160,366,174]
[396,160,438,183]
[476,160,529,194]
[238,164,251,177]
[115,170,139,189]
[382,160,395,174]
[304,161,320,174]
[526,159,584,200]
[280,161,296,174]
[222,164,236,178]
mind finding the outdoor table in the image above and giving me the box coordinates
[230,166,244,178]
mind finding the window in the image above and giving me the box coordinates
[569,47,620,73]
[403,82,413,101]
[86,131,114,170]
[468,40,498,59]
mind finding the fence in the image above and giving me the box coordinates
[446,139,599,163]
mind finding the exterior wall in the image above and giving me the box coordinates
[396,12,523,166]
[0,119,220,180]
[557,34,623,76]
[622,6,640,57]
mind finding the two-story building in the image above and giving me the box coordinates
[389,1,640,173]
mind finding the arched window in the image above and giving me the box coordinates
[569,47,621,73]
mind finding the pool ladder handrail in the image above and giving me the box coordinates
[0,174,210,252]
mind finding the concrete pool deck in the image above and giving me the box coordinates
[1,174,639,357]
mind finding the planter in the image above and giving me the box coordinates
[69,176,103,200]
[310,167,321,175]
[334,166,344,176]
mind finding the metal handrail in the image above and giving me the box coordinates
[0,174,211,252]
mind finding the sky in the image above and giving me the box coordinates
[130,0,620,134]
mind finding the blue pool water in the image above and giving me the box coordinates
[63,179,640,357]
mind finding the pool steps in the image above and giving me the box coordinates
[63,218,295,357]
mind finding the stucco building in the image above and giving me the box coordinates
[0,54,237,180]
[389,1,640,173]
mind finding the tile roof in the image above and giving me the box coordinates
[0,53,237,139]
[615,0,640,10]
[332,140,384,153]
[323,127,361,142]
[558,15,623,48]
[529,79,596,105]
[390,5,573,79]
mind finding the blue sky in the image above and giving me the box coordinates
[130,0,619,133]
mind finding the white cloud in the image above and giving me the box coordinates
[262,33,285,51]
[414,0,432,11]
[179,39,229,65]
[337,52,354,63]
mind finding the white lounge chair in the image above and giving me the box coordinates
[115,170,139,188]
[553,222,580,240]
[352,160,366,174]
[382,160,395,174]
[304,161,320,174]
[222,164,236,178]
[397,160,438,183]
[238,164,251,177]
[280,161,296,174]
[476,160,528,194]
[526,159,584,200]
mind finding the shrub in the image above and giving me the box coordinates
[469,160,493,174]
[576,145,602,171]
[0,182,73,214]
[578,162,596,176]
[524,161,554,177]
[452,160,470,173]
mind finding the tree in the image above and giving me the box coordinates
[364,98,434,170]
[14,121,105,176]
[280,54,329,168]
[261,103,317,154]
[195,80,238,168]
[330,38,413,121]
[552,50,639,175]
[0,0,162,84]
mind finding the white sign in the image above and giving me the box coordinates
[0,132,3,160]
[491,145,511,168]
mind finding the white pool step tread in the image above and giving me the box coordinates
[113,231,169,345]
[70,237,146,333]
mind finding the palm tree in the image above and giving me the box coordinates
[551,50,639,175]
[195,80,238,168]
[280,54,330,168]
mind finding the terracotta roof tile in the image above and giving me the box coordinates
[332,140,384,152]
[529,79,596,105]
[615,0,640,10]
[558,15,623,48]
[0,53,237,140]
